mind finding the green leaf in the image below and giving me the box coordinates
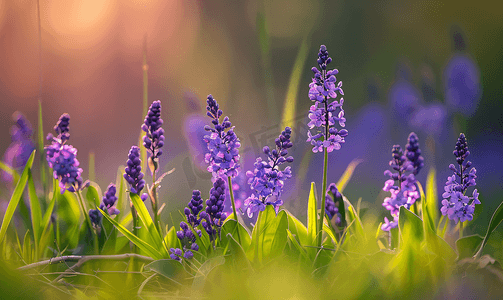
[281,36,309,131]
[286,229,309,261]
[22,230,32,263]
[86,183,101,207]
[285,210,308,246]
[248,206,288,263]
[475,198,503,257]
[221,219,251,251]
[37,99,47,192]
[344,195,365,239]
[0,150,35,244]
[41,178,58,235]
[129,192,167,256]
[336,159,362,193]
[164,226,182,250]
[226,233,253,271]
[27,170,42,258]
[98,207,163,259]
[457,234,483,259]
[146,259,187,284]
[307,182,318,247]
[398,206,424,245]
[191,256,226,294]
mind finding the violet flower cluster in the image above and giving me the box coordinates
[170,221,200,261]
[203,95,241,178]
[142,100,165,161]
[440,133,480,223]
[89,183,120,229]
[325,183,341,224]
[307,45,348,153]
[184,190,204,228]
[2,112,35,183]
[244,127,293,218]
[45,114,86,194]
[200,178,227,239]
[381,132,424,231]
[123,146,148,201]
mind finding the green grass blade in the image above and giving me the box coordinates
[475,198,503,257]
[129,192,166,255]
[0,161,20,184]
[281,36,309,131]
[41,178,57,235]
[286,229,309,261]
[261,209,288,260]
[336,159,362,193]
[398,206,424,245]
[343,195,365,240]
[88,151,95,182]
[285,210,308,246]
[0,150,36,244]
[98,207,163,259]
[38,99,47,193]
[307,182,318,247]
[27,170,42,258]
[425,168,439,229]
[22,230,32,263]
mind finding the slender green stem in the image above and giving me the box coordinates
[227,176,242,245]
[318,148,328,247]
[76,191,98,254]
[151,167,161,235]
[131,201,138,253]
[459,221,464,239]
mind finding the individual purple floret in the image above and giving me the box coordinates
[184,190,204,227]
[89,209,102,228]
[169,248,183,261]
[325,183,341,224]
[381,134,424,232]
[99,183,120,215]
[306,45,348,153]
[142,100,165,161]
[123,146,147,200]
[203,95,241,179]
[2,112,35,183]
[53,113,70,142]
[244,127,293,218]
[440,133,480,223]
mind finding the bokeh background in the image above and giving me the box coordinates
[1,0,502,236]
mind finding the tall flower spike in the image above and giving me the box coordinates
[184,190,204,228]
[99,183,120,215]
[441,133,480,223]
[45,114,86,194]
[203,95,241,178]
[124,146,147,200]
[244,127,294,218]
[381,133,424,232]
[307,45,348,153]
[142,100,164,161]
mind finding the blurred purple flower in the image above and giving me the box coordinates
[2,112,35,183]
[388,79,422,123]
[443,54,481,117]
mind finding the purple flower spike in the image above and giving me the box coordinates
[405,132,424,175]
[441,133,479,224]
[89,209,102,228]
[325,183,341,224]
[244,127,293,218]
[124,146,145,195]
[307,45,347,153]
[381,133,424,231]
[99,183,120,215]
[54,113,70,142]
[185,190,204,227]
[203,95,241,179]
[142,100,164,160]
[205,178,226,228]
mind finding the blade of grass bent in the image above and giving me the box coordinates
[27,170,42,258]
[0,150,36,244]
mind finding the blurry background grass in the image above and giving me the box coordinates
[0,0,502,259]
